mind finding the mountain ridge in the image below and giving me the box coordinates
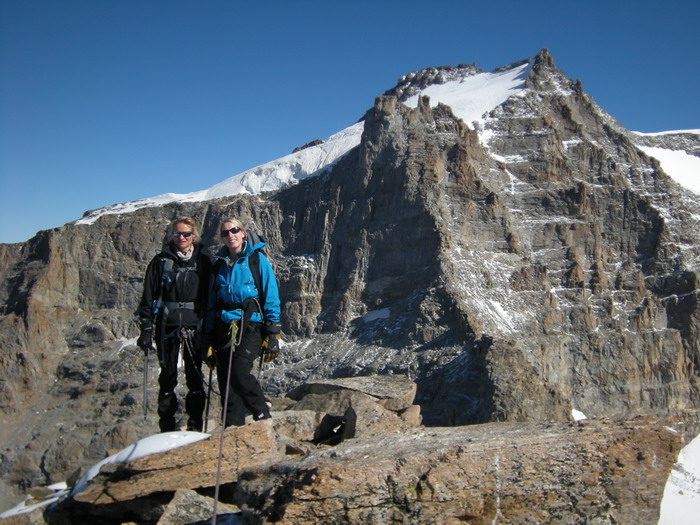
[65,49,698,233]
[0,49,698,513]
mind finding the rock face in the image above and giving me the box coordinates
[233,417,683,525]
[3,376,688,524]
[1,49,699,504]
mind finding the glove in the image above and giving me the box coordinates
[199,332,216,368]
[262,322,282,362]
[137,330,153,353]
[263,333,281,363]
[264,321,282,336]
[204,345,217,369]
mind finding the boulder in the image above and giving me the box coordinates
[156,489,238,525]
[287,389,414,439]
[232,416,683,524]
[286,375,417,411]
[73,420,281,505]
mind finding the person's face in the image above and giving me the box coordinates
[171,223,195,252]
[220,221,245,255]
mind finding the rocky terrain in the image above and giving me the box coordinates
[2,376,693,524]
[1,49,699,519]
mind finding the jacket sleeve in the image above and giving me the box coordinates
[195,250,213,316]
[257,253,281,324]
[136,256,161,331]
[203,259,221,334]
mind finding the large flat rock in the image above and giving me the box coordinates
[232,416,683,524]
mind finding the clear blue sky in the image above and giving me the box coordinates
[1,0,698,244]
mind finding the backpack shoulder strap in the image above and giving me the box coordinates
[161,258,174,284]
[152,257,174,316]
[249,250,265,316]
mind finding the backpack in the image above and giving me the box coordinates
[246,230,267,310]
[211,229,268,320]
[152,255,198,316]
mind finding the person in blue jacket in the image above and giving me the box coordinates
[203,217,282,427]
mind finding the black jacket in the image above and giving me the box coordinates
[137,243,212,333]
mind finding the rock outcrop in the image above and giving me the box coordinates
[1,50,699,508]
[233,417,684,525]
[1,376,690,524]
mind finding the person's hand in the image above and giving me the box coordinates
[204,345,217,369]
[137,330,152,353]
[200,333,216,368]
[263,334,280,363]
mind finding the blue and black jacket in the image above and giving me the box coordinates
[204,237,281,334]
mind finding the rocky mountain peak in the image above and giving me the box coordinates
[384,63,484,102]
[1,50,698,514]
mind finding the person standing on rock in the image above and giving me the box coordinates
[201,217,282,427]
[136,216,212,432]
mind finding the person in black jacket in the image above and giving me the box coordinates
[136,217,212,432]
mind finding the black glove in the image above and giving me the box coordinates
[137,329,153,353]
[263,334,280,363]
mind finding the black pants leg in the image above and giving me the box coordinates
[157,336,180,432]
[216,323,270,427]
[183,338,205,431]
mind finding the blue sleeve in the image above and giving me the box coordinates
[258,253,281,324]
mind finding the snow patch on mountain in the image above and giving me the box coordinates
[74,59,696,227]
[636,143,700,194]
[401,61,532,128]
[74,62,534,226]
[75,123,365,225]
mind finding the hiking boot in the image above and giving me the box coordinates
[253,409,272,421]
[159,418,177,432]
[186,418,203,432]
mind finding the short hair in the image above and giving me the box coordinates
[170,216,199,244]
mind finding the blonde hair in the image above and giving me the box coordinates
[219,217,247,238]
[170,216,199,244]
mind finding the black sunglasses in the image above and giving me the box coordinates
[172,231,193,238]
[220,226,242,237]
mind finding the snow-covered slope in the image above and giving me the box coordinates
[634,131,700,194]
[75,122,365,225]
[75,61,534,225]
[75,58,697,226]
[402,61,532,127]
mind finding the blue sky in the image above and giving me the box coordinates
[1,0,698,244]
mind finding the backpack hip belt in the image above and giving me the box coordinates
[163,301,195,310]
[221,298,260,313]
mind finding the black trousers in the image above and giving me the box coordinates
[157,327,205,432]
[215,321,270,427]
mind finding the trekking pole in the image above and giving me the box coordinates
[212,324,237,524]
[256,350,264,380]
[143,345,153,419]
[203,367,213,433]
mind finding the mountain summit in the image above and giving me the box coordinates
[75,55,535,226]
[75,49,698,227]
[0,49,698,510]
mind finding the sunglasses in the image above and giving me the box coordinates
[220,226,242,237]
[172,231,193,238]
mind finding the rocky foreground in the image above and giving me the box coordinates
[0,375,691,524]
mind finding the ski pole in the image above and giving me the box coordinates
[203,367,213,433]
[213,328,236,524]
[143,345,153,419]
[256,350,264,380]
